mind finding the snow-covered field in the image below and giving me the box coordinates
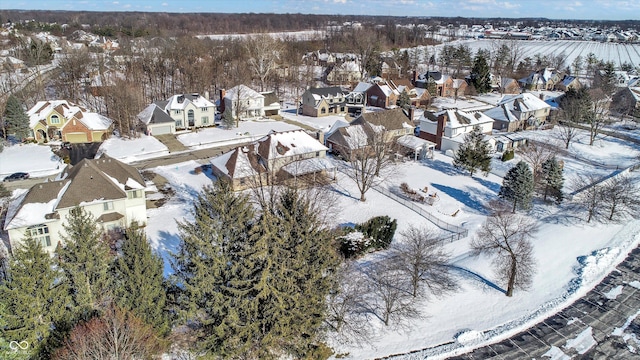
[140,130,639,359]
[2,124,639,359]
[98,135,169,163]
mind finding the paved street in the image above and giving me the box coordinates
[449,246,640,359]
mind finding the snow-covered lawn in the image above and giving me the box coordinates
[177,119,301,149]
[279,108,349,133]
[144,143,640,359]
[98,135,169,163]
[0,143,63,180]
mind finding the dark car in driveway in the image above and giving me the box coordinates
[3,172,30,182]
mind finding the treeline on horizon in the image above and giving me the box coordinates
[1,10,639,38]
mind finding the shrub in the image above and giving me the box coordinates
[356,215,397,250]
[501,149,515,162]
[339,230,370,259]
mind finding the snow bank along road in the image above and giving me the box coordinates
[448,246,640,359]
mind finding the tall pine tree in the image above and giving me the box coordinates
[499,161,534,212]
[0,236,70,357]
[3,95,30,140]
[470,51,491,94]
[172,180,256,356]
[174,182,340,359]
[541,156,564,204]
[114,223,169,335]
[57,207,112,317]
[453,126,492,177]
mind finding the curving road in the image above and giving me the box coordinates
[448,246,640,359]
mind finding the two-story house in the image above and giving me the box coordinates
[326,108,414,158]
[223,85,267,121]
[156,93,216,130]
[301,87,349,117]
[210,129,332,190]
[366,83,400,109]
[418,109,494,152]
[519,68,563,91]
[484,93,551,132]
[27,100,113,143]
[3,156,147,254]
[326,61,362,85]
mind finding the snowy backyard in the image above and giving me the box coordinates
[1,124,639,359]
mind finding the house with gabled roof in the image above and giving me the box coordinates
[326,60,361,85]
[3,155,147,254]
[612,86,640,117]
[211,129,333,190]
[27,100,113,143]
[156,93,216,130]
[326,108,414,158]
[222,85,269,121]
[301,87,349,117]
[519,68,563,91]
[418,108,494,152]
[136,103,176,135]
[483,93,551,132]
[366,83,400,108]
[556,75,582,91]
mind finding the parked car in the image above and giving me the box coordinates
[3,172,30,182]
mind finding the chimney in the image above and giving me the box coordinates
[436,114,447,150]
[539,93,544,100]
[219,89,226,113]
[412,70,418,85]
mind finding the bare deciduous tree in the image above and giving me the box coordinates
[571,173,605,223]
[517,141,558,185]
[245,35,282,91]
[52,306,164,360]
[340,124,397,202]
[601,174,640,221]
[366,261,420,327]
[585,89,611,146]
[389,225,456,298]
[325,263,373,346]
[54,48,92,104]
[471,212,538,297]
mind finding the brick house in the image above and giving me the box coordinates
[27,100,112,143]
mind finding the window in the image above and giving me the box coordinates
[201,107,208,112]
[202,116,209,125]
[188,110,195,126]
[128,190,142,199]
[175,109,182,114]
[103,201,114,211]
[27,225,51,247]
[50,114,61,124]
[176,120,183,128]
[321,108,326,114]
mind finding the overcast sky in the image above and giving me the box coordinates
[5,0,639,20]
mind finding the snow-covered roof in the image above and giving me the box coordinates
[497,93,550,112]
[4,156,144,231]
[165,93,215,110]
[225,85,264,101]
[353,82,372,93]
[423,109,494,129]
[281,157,335,176]
[27,100,113,130]
[396,134,436,150]
[258,129,328,160]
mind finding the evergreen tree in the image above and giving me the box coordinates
[172,180,256,356]
[470,52,491,94]
[3,95,30,140]
[452,126,492,177]
[0,236,70,356]
[397,89,411,110]
[0,304,30,360]
[541,156,564,204]
[57,207,111,317]
[174,182,340,358]
[499,161,534,212]
[114,223,169,335]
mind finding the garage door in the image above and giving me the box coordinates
[66,133,88,143]
[152,125,172,135]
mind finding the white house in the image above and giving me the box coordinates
[3,156,147,254]
[483,93,551,132]
[156,93,216,130]
[418,108,494,152]
[223,85,266,120]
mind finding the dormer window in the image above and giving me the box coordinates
[50,115,61,124]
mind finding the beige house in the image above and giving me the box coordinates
[210,130,332,190]
[3,156,147,254]
[27,100,112,143]
[484,93,551,132]
[301,87,349,117]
